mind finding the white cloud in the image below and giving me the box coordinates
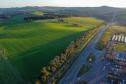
[1,0,126,8]
[40,0,126,8]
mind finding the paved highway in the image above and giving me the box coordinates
[59,25,108,84]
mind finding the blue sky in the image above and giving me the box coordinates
[1,0,126,8]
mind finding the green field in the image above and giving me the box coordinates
[113,43,126,52]
[32,11,44,16]
[0,16,103,82]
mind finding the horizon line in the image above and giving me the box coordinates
[0,5,126,9]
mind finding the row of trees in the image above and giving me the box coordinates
[24,16,55,21]
[35,24,104,84]
[24,13,68,22]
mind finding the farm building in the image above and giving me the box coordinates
[112,34,126,43]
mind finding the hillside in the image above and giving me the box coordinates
[1,6,126,25]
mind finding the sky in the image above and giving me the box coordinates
[0,0,126,8]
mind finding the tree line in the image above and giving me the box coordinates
[24,13,69,21]
[35,23,104,84]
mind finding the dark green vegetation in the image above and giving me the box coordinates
[96,42,105,50]
[1,11,44,25]
[75,80,88,84]
[0,14,103,82]
[77,64,91,77]
[77,53,95,78]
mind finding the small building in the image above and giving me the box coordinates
[111,34,126,43]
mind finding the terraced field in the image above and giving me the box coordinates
[0,16,103,82]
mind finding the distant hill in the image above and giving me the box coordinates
[1,6,126,25]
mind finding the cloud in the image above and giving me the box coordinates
[1,0,126,8]
[40,0,126,7]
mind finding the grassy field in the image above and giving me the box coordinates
[113,43,126,52]
[0,16,103,82]
[32,11,44,16]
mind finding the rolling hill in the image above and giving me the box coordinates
[1,6,126,25]
[0,16,103,82]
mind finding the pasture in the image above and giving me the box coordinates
[0,16,103,82]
